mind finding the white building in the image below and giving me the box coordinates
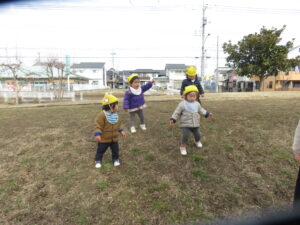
[165,64,186,89]
[71,62,106,89]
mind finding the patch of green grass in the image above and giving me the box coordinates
[151,200,172,213]
[76,213,89,225]
[130,148,142,153]
[192,155,204,163]
[96,181,108,190]
[224,144,234,152]
[192,169,209,179]
[63,171,77,183]
[144,153,155,161]
[170,213,183,223]
[188,205,205,218]
[20,157,34,164]
[0,178,18,195]
[147,182,170,193]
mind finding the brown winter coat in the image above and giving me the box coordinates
[94,112,122,143]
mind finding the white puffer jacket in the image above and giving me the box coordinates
[293,120,300,154]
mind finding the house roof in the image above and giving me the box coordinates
[133,69,159,73]
[158,70,166,76]
[71,62,105,69]
[165,64,186,70]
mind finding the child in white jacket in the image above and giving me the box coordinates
[170,85,212,155]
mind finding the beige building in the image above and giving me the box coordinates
[251,71,300,91]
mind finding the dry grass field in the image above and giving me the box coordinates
[0,92,300,225]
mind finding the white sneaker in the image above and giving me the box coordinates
[130,127,136,133]
[140,124,147,131]
[180,146,187,155]
[195,141,203,148]
[95,162,101,168]
[114,160,120,167]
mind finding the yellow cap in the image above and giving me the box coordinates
[102,93,118,106]
[128,74,139,83]
[186,66,197,76]
[183,85,199,95]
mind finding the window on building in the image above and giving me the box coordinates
[268,81,273,89]
[255,81,260,90]
[293,81,300,88]
[283,81,290,88]
[93,70,97,73]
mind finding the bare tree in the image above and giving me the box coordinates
[44,58,67,99]
[0,61,23,104]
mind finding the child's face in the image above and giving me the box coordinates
[131,79,140,89]
[188,75,195,80]
[186,91,197,102]
[110,104,119,112]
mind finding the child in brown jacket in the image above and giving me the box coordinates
[94,94,126,168]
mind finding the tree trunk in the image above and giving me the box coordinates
[15,79,19,104]
[259,76,264,91]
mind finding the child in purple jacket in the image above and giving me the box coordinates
[123,74,155,133]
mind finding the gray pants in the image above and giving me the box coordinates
[129,109,145,127]
[181,127,201,145]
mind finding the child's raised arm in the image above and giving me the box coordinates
[141,82,153,93]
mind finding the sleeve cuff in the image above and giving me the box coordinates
[170,118,176,123]
[118,129,124,132]
[94,132,102,136]
[205,112,210,118]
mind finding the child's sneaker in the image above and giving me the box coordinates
[195,141,203,148]
[130,127,136,133]
[180,146,187,155]
[114,160,120,167]
[95,161,101,168]
[140,124,147,131]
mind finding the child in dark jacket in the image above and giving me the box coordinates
[123,74,154,133]
[180,66,205,103]
[94,94,126,168]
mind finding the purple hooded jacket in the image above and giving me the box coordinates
[123,82,153,110]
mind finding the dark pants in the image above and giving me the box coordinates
[95,142,119,162]
[181,127,201,145]
[294,167,300,208]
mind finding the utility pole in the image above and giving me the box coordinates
[111,52,116,88]
[216,35,219,93]
[200,4,208,81]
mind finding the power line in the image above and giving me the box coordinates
[0,55,227,59]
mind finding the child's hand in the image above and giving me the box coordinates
[124,109,129,112]
[201,94,205,98]
[169,120,175,126]
[121,131,126,137]
[208,113,213,118]
[151,79,155,84]
[181,95,185,99]
[95,135,101,142]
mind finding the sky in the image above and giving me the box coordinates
[0,0,299,75]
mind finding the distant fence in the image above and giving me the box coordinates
[0,91,75,103]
